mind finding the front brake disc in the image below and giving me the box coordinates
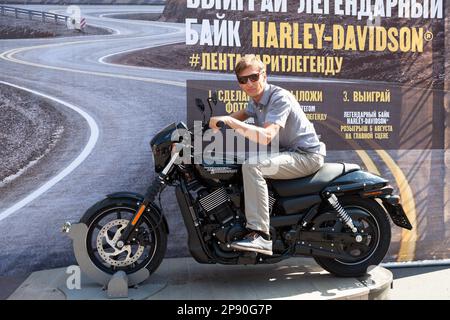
[96,219,144,267]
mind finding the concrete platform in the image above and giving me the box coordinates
[8,257,392,300]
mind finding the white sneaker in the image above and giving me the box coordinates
[230,231,273,256]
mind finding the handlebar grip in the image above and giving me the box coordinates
[216,120,225,129]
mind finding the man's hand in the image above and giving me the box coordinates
[209,116,230,132]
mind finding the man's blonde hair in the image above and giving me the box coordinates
[234,54,266,76]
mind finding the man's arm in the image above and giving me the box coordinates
[229,109,250,121]
[225,117,280,145]
[210,113,279,145]
[210,109,279,145]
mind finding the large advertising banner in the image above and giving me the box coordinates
[177,0,448,262]
[0,0,448,279]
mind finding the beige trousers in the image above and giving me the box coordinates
[242,151,324,234]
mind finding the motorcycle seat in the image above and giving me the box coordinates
[269,163,360,197]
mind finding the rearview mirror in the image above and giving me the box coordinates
[211,91,218,105]
[195,98,205,112]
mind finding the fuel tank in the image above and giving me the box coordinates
[194,163,241,186]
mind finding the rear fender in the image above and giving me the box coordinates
[321,171,412,230]
[378,195,413,230]
[322,170,388,196]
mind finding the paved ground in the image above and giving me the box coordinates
[1,257,449,300]
[387,265,450,300]
[5,257,393,300]
[0,274,29,300]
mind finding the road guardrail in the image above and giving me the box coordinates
[0,5,68,24]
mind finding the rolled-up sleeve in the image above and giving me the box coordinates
[265,96,290,128]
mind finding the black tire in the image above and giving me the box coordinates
[80,197,167,276]
[313,196,391,277]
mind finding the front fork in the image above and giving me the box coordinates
[116,174,166,248]
[117,146,181,247]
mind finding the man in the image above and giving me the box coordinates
[209,55,326,256]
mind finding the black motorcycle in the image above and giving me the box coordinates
[78,94,412,279]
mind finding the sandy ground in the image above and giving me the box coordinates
[0,84,66,184]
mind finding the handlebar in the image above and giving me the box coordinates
[202,120,225,133]
[216,120,225,129]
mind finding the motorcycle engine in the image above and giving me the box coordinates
[197,187,247,244]
[198,187,238,224]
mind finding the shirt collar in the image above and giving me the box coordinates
[252,84,271,109]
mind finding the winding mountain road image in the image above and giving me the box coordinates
[0,5,193,275]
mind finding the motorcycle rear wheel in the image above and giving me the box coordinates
[313,196,391,277]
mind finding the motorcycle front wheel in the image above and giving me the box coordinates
[81,197,167,276]
[313,196,391,277]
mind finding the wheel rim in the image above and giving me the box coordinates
[314,206,380,265]
[86,206,158,275]
[335,206,380,265]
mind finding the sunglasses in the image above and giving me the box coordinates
[237,72,263,84]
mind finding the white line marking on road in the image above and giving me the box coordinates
[1,44,185,87]
[0,81,99,222]
[86,21,122,36]
[98,40,183,65]
[0,21,187,87]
